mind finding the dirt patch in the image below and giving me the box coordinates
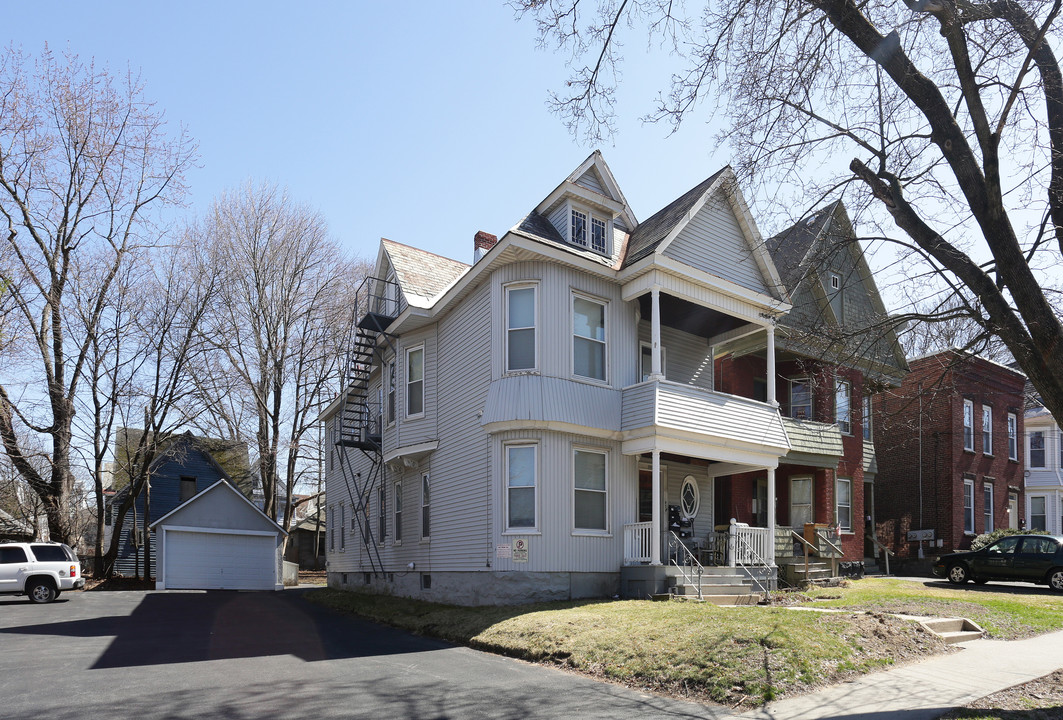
[298,570,327,585]
[938,670,1063,719]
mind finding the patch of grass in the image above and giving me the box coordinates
[803,579,1063,639]
[307,588,941,707]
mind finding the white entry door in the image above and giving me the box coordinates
[791,477,813,528]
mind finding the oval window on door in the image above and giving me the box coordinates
[680,475,700,519]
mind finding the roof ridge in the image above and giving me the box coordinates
[382,237,470,268]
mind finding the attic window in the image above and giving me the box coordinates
[571,210,588,248]
[568,205,611,256]
[591,218,607,253]
[830,273,841,290]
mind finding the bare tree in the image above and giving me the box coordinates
[515,0,1063,423]
[0,47,195,544]
[190,183,361,535]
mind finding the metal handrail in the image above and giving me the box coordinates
[731,532,771,599]
[866,533,894,575]
[667,532,704,600]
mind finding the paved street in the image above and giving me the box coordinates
[0,589,727,720]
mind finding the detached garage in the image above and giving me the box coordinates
[151,480,287,591]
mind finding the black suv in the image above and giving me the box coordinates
[933,534,1063,591]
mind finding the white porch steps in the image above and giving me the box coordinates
[667,567,763,605]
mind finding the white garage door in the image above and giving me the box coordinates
[164,530,277,590]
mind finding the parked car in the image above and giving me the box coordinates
[0,542,84,603]
[933,534,1063,591]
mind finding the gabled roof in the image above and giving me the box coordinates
[149,478,287,534]
[624,169,726,266]
[381,238,469,308]
[0,508,33,538]
[766,201,839,291]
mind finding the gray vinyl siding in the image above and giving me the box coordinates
[662,458,716,536]
[662,194,769,295]
[396,329,438,448]
[549,204,570,243]
[637,321,713,390]
[489,261,637,389]
[419,282,493,571]
[481,375,621,431]
[490,429,634,573]
[574,169,605,195]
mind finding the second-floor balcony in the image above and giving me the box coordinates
[621,379,790,467]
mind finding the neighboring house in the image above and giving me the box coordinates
[0,508,34,542]
[104,430,252,578]
[321,152,901,605]
[285,508,326,569]
[873,350,1026,556]
[1024,405,1063,535]
[715,201,908,581]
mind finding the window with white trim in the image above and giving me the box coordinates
[982,406,993,455]
[835,379,851,435]
[506,443,537,530]
[963,478,974,534]
[328,506,335,551]
[339,504,346,551]
[1030,495,1047,531]
[680,475,700,520]
[1007,413,1017,460]
[639,341,666,382]
[573,294,606,381]
[836,477,852,532]
[573,449,607,532]
[591,217,607,253]
[571,209,587,247]
[789,378,812,420]
[963,399,974,451]
[1030,430,1046,467]
[984,482,994,531]
[378,483,386,542]
[406,346,424,418]
[394,481,403,544]
[420,473,430,540]
[506,284,537,372]
[862,395,872,441]
[387,361,396,425]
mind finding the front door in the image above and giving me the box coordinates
[1009,493,1019,530]
[790,477,813,528]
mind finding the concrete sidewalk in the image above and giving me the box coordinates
[729,628,1063,720]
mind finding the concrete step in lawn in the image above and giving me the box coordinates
[919,617,985,644]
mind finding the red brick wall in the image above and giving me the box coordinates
[872,351,1025,557]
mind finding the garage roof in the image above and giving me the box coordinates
[150,479,287,535]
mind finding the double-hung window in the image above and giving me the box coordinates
[573,294,606,382]
[394,482,403,544]
[835,478,852,532]
[862,396,872,441]
[406,346,424,418]
[984,482,994,531]
[329,506,335,551]
[574,449,607,532]
[506,284,537,372]
[962,399,974,451]
[420,474,431,540]
[506,444,537,530]
[963,478,974,534]
[378,484,387,542]
[1030,431,1046,468]
[789,378,812,420]
[982,406,993,455]
[339,505,346,550]
[571,209,588,247]
[1030,496,1047,531]
[387,361,396,425]
[1007,413,1018,460]
[835,379,851,435]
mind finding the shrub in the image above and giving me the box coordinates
[971,527,1049,551]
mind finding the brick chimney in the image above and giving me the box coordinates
[473,230,498,263]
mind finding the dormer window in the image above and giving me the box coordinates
[572,210,588,248]
[591,217,607,253]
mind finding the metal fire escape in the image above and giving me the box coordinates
[334,275,400,577]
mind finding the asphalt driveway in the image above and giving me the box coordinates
[0,588,726,720]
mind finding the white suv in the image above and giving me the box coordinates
[0,542,84,603]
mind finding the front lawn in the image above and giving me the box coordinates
[803,578,1063,639]
[307,588,946,707]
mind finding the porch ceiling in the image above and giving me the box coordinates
[637,293,747,339]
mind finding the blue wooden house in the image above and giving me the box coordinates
[104,430,252,578]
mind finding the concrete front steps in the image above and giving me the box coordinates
[668,567,764,605]
[779,559,834,586]
[919,617,985,644]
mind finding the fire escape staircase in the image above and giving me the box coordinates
[335,276,399,578]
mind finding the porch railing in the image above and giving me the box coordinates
[708,522,774,567]
[623,522,652,565]
[667,531,704,600]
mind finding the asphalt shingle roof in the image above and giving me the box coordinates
[382,238,470,305]
[622,169,726,268]
[765,202,840,291]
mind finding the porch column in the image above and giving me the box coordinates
[766,323,777,406]
[650,286,664,380]
[767,467,777,565]
[651,450,662,565]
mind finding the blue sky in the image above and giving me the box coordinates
[9,1,730,266]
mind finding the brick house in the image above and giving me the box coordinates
[873,350,1026,557]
